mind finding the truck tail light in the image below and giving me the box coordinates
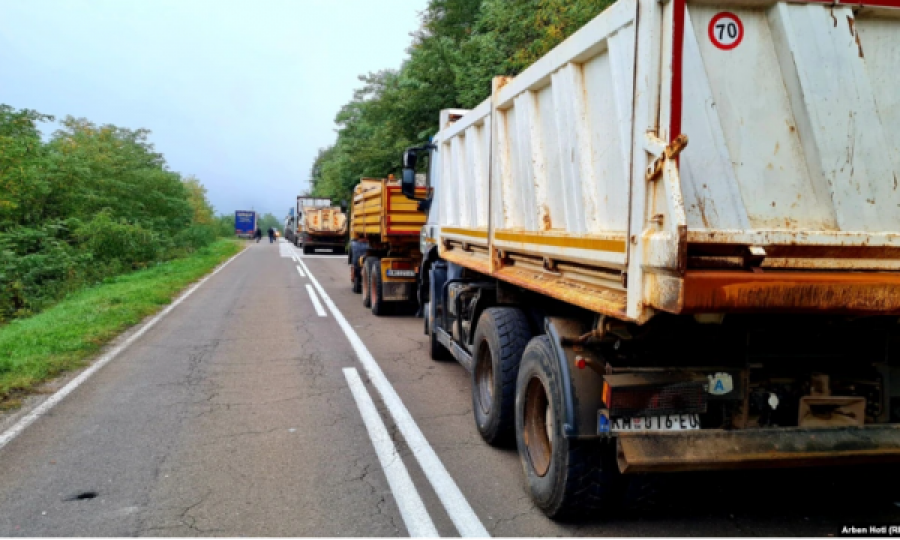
[604,381,706,417]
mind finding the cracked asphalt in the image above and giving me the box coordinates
[0,240,898,537]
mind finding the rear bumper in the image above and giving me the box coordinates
[382,281,415,302]
[617,425,900,473]
[303,233,346,247]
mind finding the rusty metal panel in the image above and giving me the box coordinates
[493,265,628,319]
[681,270,900,314]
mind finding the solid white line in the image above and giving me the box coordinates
[343,368,439,538]
[296,258,489,538]
[0,247,248,452]
[295,265,306,278]
[305,284,327,317]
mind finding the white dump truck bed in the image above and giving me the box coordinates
[431,0,900,323]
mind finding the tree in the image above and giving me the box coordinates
[182,175,215,226]
[257,213,282,233]
[310,0,612,204]
[0,104,222,321]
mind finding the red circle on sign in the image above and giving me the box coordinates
[708,12,744,50]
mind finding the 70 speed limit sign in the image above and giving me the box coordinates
[708,12,744,50]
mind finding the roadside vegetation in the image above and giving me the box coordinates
[0,104,236,323]
[310,0,613,202]
[0,104,251,406]
[0,239,242,407]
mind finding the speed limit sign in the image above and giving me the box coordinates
[708,12,744,50]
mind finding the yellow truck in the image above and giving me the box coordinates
[349,177,427,315]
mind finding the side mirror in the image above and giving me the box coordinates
[401,168,416,199]
[402,148,418,169]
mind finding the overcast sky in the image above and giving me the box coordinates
[0,0,427,219]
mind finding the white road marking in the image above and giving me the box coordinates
[0,247,248,452]
[306,284,327,317]
[343,367,439,538]
[279,242,296,258]
[296,265,306,278]
[296,258,489,538]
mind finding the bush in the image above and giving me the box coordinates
[0,104,225,323]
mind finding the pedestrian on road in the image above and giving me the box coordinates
[254,227,262,243]
[268,227,275,243]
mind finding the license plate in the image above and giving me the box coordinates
[386,269,416,278]
[611,414,700,432]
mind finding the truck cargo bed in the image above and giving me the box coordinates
[352,178,427,241]
[431,0,900,323]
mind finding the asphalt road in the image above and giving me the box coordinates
[0,239,897,537]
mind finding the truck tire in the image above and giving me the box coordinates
[515,335,624,519]
[472,307,531,446]
[303,245,312,255]
[370,258,387,316]
[362,258,374,308]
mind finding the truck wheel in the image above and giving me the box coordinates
[303,245,312,255]
[362,258,373,308]
[472,307,531,446]
[370,259,387,316]
[515,335,624,519]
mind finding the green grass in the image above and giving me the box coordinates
[0,239,244,407]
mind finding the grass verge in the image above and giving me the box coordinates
[0,239,244,408]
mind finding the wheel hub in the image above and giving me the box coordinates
[523,377,552,477]
[475,343,494,415]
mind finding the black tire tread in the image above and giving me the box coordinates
[371,260,387,316]
[362,258,374,308]
[351,267,362,294]
[476,307,531,445]
[516,336,624,520]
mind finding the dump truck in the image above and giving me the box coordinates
[400,0,900,518]
[349,177,427,315]
[294,196,348,254]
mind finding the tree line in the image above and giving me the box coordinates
[309,0,612,202]
[0,104,232,322]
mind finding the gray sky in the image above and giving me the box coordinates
[0,0,427,219]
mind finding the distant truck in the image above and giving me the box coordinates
[234,210,256,238]
[286,197,329,246]
[283,214,294,242]
[349,177,427,315]
[400,0,900,519]
[294,196,348,254]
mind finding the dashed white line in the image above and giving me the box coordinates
[296,257,489,538]
[343,367,439,538]
[296,265,306,278]
[0,247,248,452]
[305,284,327,317]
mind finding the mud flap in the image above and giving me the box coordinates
[545,317,607,440]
